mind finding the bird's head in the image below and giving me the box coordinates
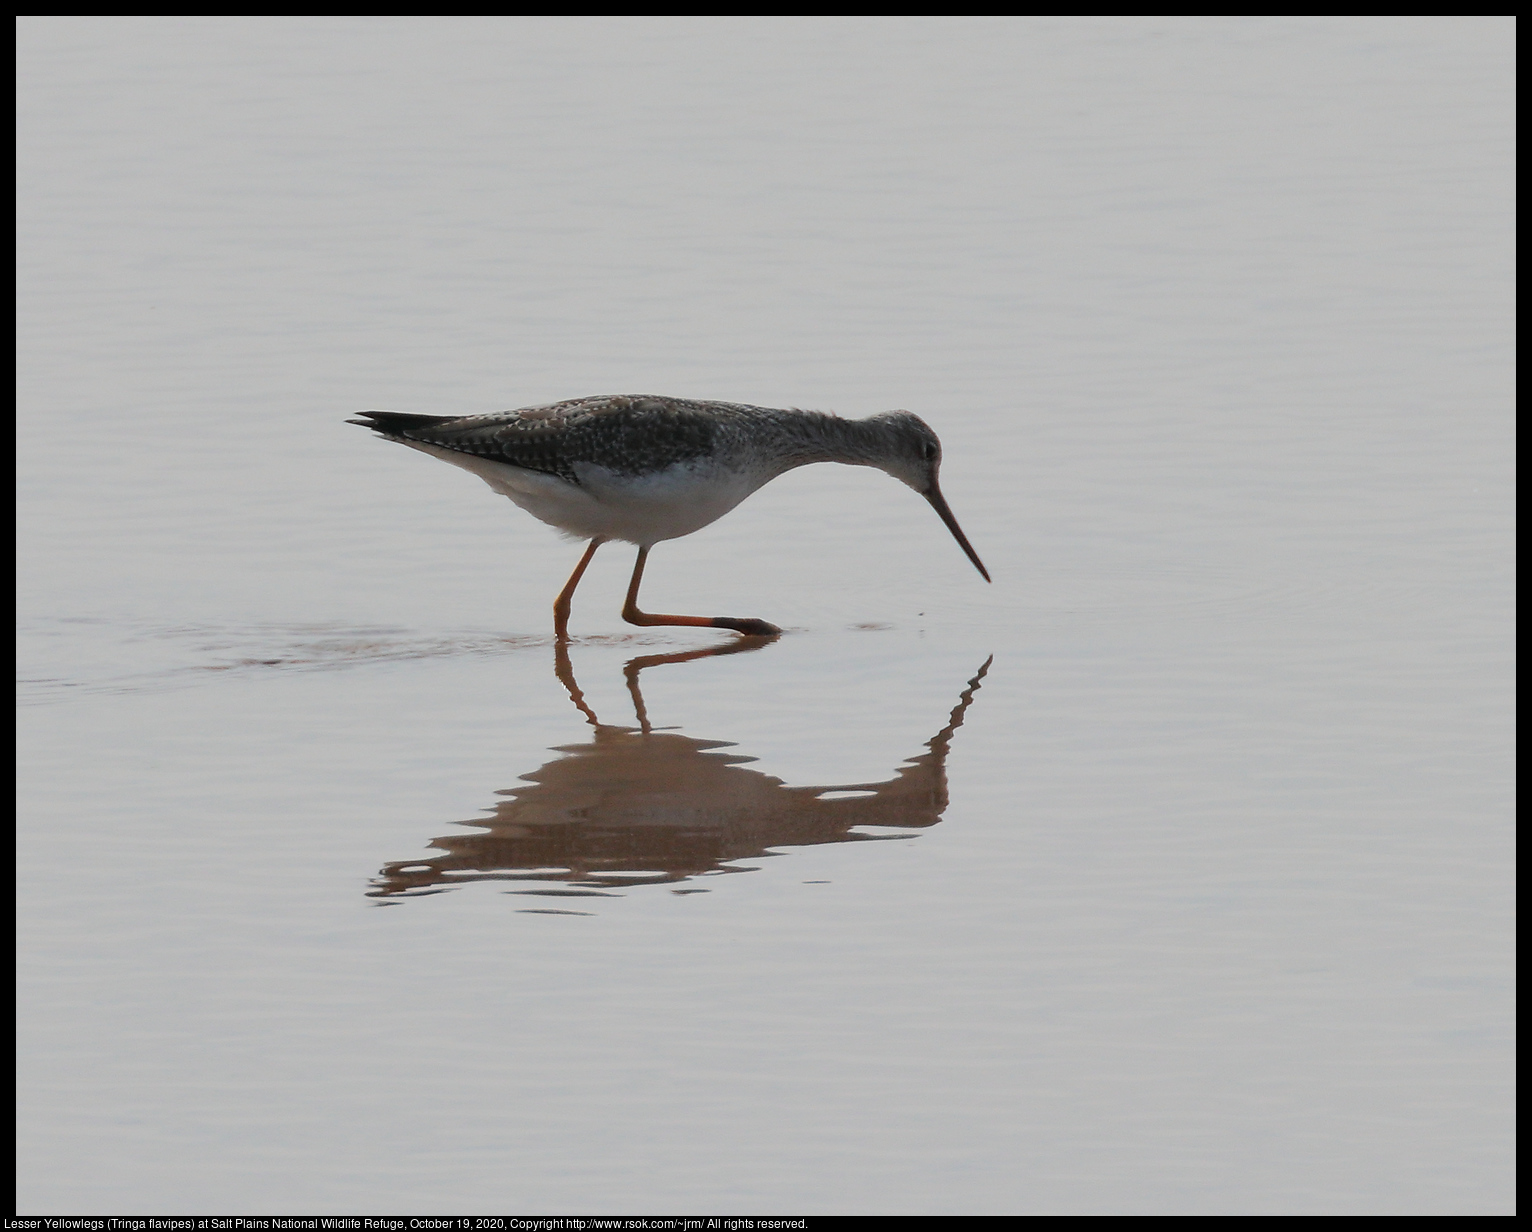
[864,411,990,582]
[864,410,945,495]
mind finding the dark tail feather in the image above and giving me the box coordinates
[347,410,460,437]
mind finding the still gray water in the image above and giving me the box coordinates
[17,16,1513,1215]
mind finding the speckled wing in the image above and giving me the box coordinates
[348,395,727,485]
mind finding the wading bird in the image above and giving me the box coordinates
[349,394,988,639]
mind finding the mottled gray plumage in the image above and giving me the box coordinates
[348,394,942,491]
[351,396,730,486]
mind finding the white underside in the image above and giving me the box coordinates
[400,441,770,547]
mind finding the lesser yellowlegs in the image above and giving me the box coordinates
[348,394,989,639]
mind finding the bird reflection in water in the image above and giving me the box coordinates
[369,642,990,902]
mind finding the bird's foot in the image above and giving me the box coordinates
[711,617,782,636]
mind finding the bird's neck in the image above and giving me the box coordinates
[759,411,892,475]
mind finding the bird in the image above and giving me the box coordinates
[348,394,989,640]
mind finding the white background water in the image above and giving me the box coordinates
[18,16,1513,1215]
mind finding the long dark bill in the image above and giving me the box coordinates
[925,484,991,582]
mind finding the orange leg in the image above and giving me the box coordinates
[621,546,781,637]
[553,538,604,641]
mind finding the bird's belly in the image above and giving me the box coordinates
[573,461,765,545]
[401,442,765,546]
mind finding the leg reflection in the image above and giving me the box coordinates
[554,632,779,733]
